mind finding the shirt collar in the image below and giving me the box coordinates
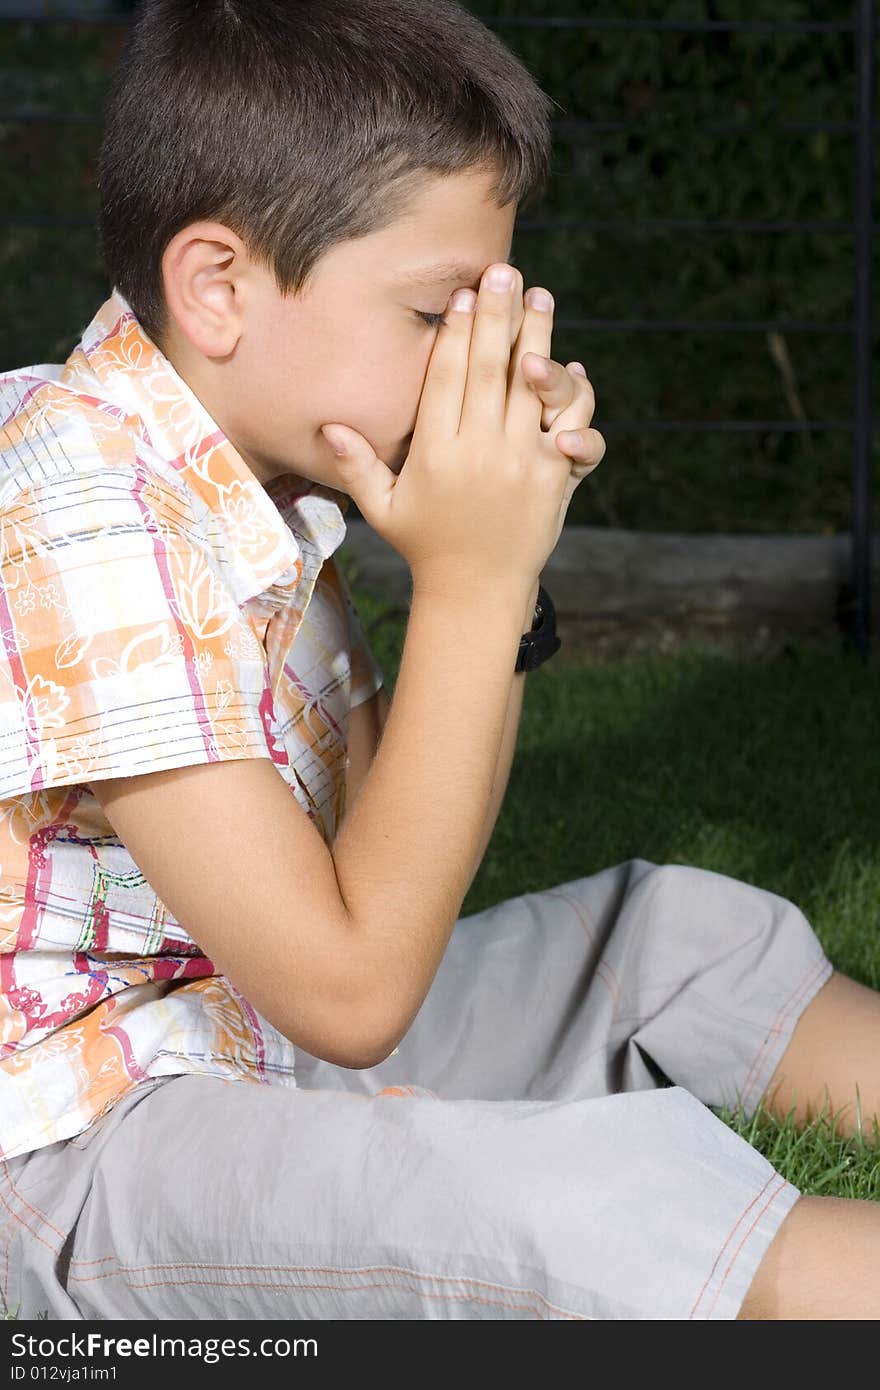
[69,289,350,608]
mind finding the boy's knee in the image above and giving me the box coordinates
[638,860,806,938]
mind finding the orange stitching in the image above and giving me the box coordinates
[0,1159,67,1244]
[0,1195,32,1313]
[736,960,818,1102]
[67,1257,583,1318]
[0,1207,18,1242]
[744,956,830,1098]
[68,1269,585,1318]
[703,1176,791,1319]
[9,1193,595,1317]
[68,1253,564,1304]
[0,1184,60,1258]
[0,1207,19,1308]
[688,1173,775,1318]
[738,958,830,1105]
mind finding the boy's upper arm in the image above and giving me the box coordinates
[89,758,387,1069]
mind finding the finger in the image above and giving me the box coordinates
[505,286,556,441]
[524,358,593,431]
[521,352,575,404]
[541,369,598,442]
[458,263,523,439]
[555,427,607,473]
[410,285,478,445]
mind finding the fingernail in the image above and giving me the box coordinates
[562,431,584,450]
[449,288,476,312]
[485,265,515,292]
[527,288,554,312]
[571,362,587,377]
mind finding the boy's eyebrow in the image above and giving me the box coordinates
[394,254,517,287]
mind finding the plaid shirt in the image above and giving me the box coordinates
[0,290,385,1159]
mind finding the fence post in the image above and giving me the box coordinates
[850,0,875,659]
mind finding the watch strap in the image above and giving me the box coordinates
[515,583,562,672]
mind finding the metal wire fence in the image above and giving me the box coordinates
[0,4,875,654]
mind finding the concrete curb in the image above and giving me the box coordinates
[338,521,879,637]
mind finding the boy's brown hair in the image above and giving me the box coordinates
[96,0,557,353]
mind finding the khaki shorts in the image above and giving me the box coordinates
[1,858,832,1320]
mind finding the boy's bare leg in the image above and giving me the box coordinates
[736,970,880,1317]
[758,969,880,1140]
[737,1195,880,1318]
[734,967,878,1312]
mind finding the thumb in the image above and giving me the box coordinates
[320,424,394,531]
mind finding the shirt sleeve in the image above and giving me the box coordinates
[0,472,278,799]
[334,560,387,710]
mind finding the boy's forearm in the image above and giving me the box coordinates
[463,580,537,892]
[339,581,535,896]
[332,574,535,1058]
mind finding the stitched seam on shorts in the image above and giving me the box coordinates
[0,1165,585,1319]
[703,1175,794,1319]
[738,956,831,1108]
[2,1210,15,1315]
[0,1159,66,1246]
[67,1265,586,1318]
[0,1190,59,1258]
[603,966,826,1041]
[0,1181,60,1314]
[0,1111,577,1322]
[0,1200,22,1306]
[688,1172,777,1318]
[66,1257,586,1314]
[0,1156,67,1310]
[0,1199,32,1317]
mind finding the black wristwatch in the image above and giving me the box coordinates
[515,583,562,673]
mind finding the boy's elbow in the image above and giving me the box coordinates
[344,1032,402,1072]
[290,967,403,1072]
[347,995,407,1071]
[286,1019,397,1072]
[319,1019,401,1072]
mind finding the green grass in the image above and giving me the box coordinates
[345,569,880,1198]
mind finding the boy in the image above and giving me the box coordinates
[1,0,879,1322]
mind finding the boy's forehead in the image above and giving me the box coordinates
[321,171,516,288]
[379,216,516,290]
[391,255,515,288]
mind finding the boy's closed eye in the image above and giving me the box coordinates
[413,255,519,332]
[414,309,448,329]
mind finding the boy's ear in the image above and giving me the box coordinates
[161,221,250,359]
